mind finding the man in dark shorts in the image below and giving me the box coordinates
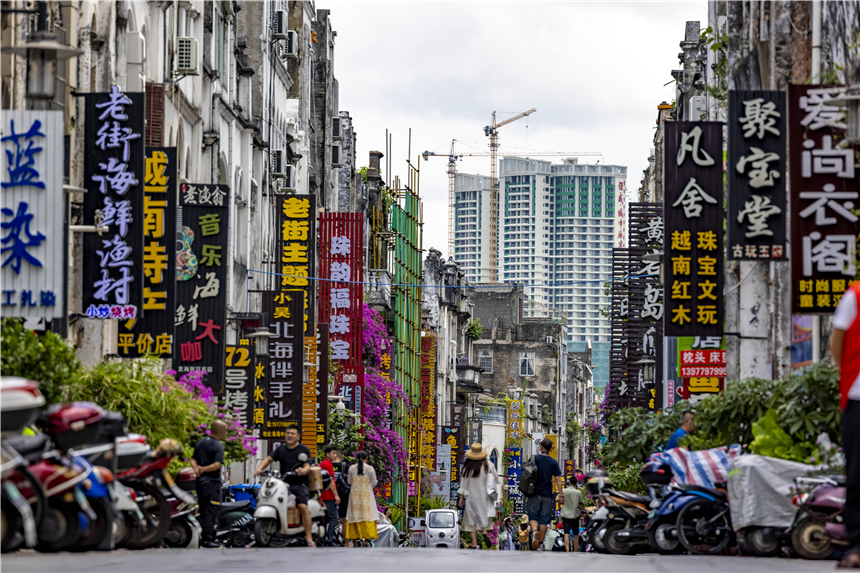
[527,438,564,550]
[560,476,582,551]
[254,424,315,546]
[333,449,350,535]
[191,420,226,548]
[319,444,341,545]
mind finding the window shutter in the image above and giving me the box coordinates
[145,82,164,147]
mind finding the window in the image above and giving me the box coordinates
[490,449,499,469]
[428,512,456,529]
[478,350,493,373]
[519,352,535,376]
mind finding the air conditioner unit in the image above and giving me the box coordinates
[271,149,286,178]
[176,37,199,75]
[280,31,298,59]
[282,165,296,192]
[331,143,342,167]
[331,116,343,140]
[272,10,287,39]
[546,336,554,344]
[688,95,707,121]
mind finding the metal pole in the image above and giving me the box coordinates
[811,0,822,84]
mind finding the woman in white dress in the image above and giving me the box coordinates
[458,443,499,549]
[345,451,378,546]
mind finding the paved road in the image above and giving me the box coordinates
[2,548,841,572]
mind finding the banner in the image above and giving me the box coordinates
[788,85,859,313]
[83,87,145,319]
[262,290,304,434]
[224,342,254,427]
[119,147,176,357]
[727,91,787,261]
[420,336,437,471]
[173,183,229,390]
[664,122,724,337]
[506,447,524,515]
[1,111,65,319]
[277,195,316,336]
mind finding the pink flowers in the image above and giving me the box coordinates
[362,304,391,368]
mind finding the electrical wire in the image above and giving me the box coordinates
[244,268,657,289]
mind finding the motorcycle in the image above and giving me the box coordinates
[673,482,732,555]
[253,467,330,547]
[216,484,256,548]
[790,475,848,560]
[161,468,200,549]
[598,487,653,555]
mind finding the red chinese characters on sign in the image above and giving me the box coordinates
[680,366,727,378]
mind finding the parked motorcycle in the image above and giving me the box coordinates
[674,482,732,555]
[161,468,200,549]
[790,475,848,560]
[217,484,255,548]
[253,466,330,547]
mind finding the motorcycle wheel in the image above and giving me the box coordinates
[592,524,609,553]
[36,498,80,553]
[603,522,634,555]
[122,480,171,549]
[16,468,46,527]
[648,521,682,555]
[676,499,732,556]
[791,517,835,560]
[73,497,113,551]
[162,519,192,548]
[254,518,277,548]
[742,526,780,557]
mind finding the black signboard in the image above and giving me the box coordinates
[609,248,632,407]
[627,203,664,411]
[118,147,177,357]
[788,85,860,313]
[173,183,230,390]
[277,195,316,336]
[664,122,724,338]
[727,91,787,260]
[82,87,145,319]
[263,290,304,430]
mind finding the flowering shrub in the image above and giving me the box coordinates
[584,421,602,465]
[362,303,390,368]
[363,369,409,485]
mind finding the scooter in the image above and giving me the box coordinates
[253,468,330,547]
[790,475,848,560]
[216,484,255,548]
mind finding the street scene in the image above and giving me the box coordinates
[1,0,860,571]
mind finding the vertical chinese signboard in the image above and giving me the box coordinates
[609,248,632,407]
[225,342,254,427]
[302,332,318,456]
[664,123,724,337]
[174,183,230,389]
[278,196,316,336]
[420,336,437,472]
[450,402,465,476]
[441,425,460,498]
[119,148,176,357]
[727,91,787,261]
[316,324,329,446]
[628,203,663,410]
[789,86,859,313]
[1,111,64,319]
[318,212,364,416]
[263,291,304,436]
[83,86,145,319]
[507,400,524,514]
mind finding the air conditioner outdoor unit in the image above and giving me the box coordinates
[331,143,342,167]
[281,31,298,59]
[331,116,343,140]
[272,10,287,39]
[271,149,286,178]
[546,336,553,344]
[176,37,199,75]
[282,165,296,192]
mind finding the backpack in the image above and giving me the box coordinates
[518,456,538,498]
[335,462,351,498]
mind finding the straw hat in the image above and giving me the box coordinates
[464,442,487,460]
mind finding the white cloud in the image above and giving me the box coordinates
[323,1,707,260]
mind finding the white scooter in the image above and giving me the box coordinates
[253,462,330,547]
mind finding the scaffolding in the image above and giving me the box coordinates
[390,160,423,526]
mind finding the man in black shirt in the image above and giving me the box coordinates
[527,438,563,550]
[254,424,314,546]
[191,420,226,548]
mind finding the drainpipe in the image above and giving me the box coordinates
[811,0,821,84]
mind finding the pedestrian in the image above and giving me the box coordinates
[345,450,378,546]
[319,444,342,546]
[560,476,582,552]
[190,419,226,548]
[499,517,515,550]
[458,443,500,549]
[527,438,564,550]
[831,281,860,568]
[254,424,316,547]
[333,448,350,541]
[666,411,695,450]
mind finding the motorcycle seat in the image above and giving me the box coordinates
[611,490,652,506]
[4,433,50,462]
[219,500,252,514]
[676,483,727,500]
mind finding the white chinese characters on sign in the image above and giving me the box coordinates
[677,126,715,167]
[738,98,781,139]
[672,177,717,218]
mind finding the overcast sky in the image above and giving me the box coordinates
[322,1,707,260]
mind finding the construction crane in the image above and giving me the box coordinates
[422,139,602,266]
